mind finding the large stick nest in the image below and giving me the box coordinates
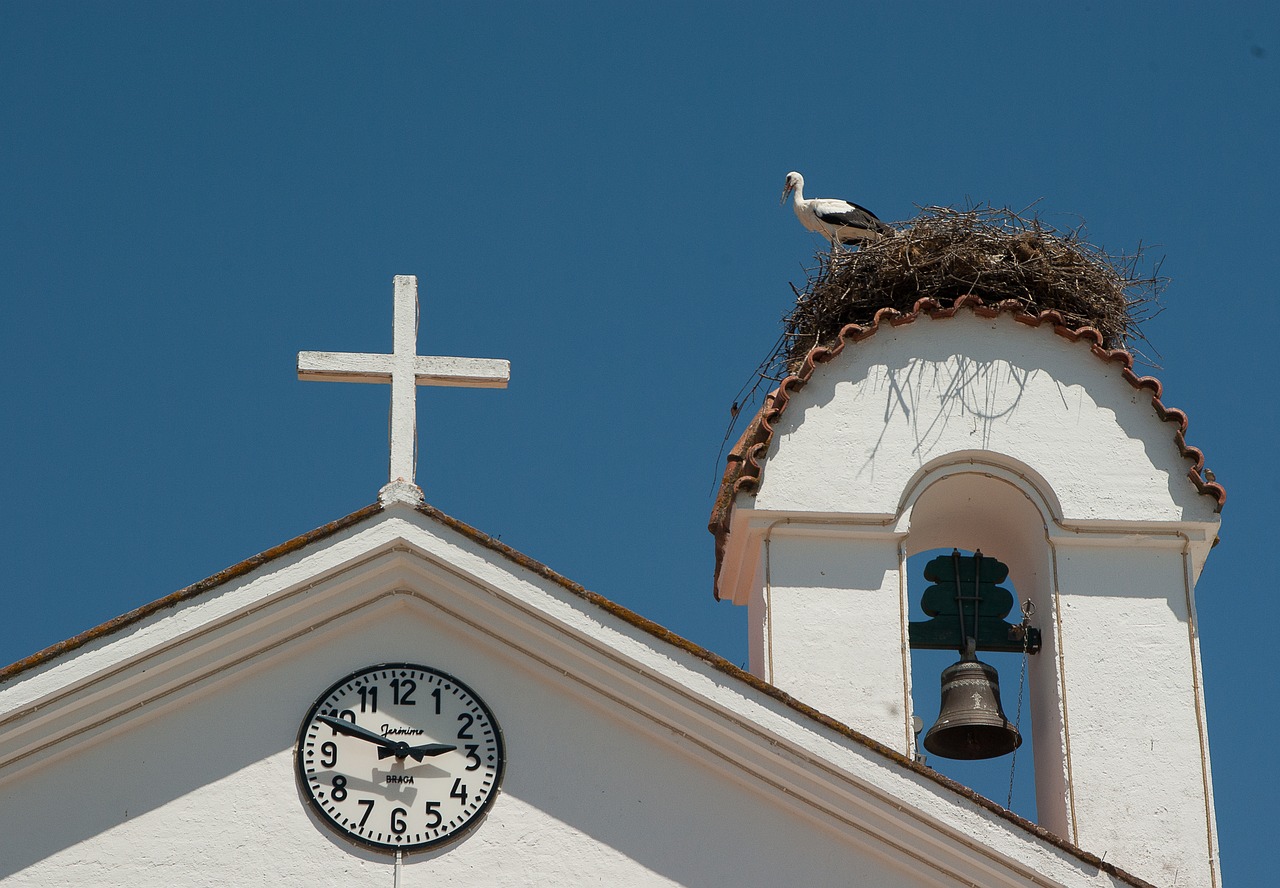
[779,205,1162,375]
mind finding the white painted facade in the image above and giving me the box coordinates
[717,309,1222,887]
[0,500,1155,887]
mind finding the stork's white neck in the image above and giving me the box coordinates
[790,177,805,205]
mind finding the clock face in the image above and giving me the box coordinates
[295,663,505,852]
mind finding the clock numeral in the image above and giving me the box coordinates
[425,800,443,828]
[357,685,378,713]
[450,777,469,806]
[331,774,348,802]
[390,807,408,834]
[457,712,475,740]
[390,678,417,706]
[330,710,356,735]
[357,798,375,827]
[464,743,481,771]
[320,741,338,768]
[431,687,442,715]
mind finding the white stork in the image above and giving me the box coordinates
[781,171,892,247]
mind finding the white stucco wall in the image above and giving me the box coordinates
[719,312,1222,887]
[750,528,911,753]
[1052,539,1217,884]
[0,507,1146,888]
[749,313,1216,526]
[0,599,921,887]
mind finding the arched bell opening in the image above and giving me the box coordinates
[902,465,1066,831]
[906,547,1038,818]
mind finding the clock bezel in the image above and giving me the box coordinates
[294,661,506,853]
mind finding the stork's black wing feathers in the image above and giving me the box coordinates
[815,202,882,226]
[816,201,894,239]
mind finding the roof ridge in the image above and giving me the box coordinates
[0,503,385,685]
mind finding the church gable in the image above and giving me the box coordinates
[0,503,1152,887]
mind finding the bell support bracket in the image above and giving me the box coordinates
[908,550,1042,654]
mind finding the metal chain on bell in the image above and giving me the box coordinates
[1007,598,1035,809]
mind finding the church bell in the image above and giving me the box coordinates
[909,550,1038,761]
[922,652,1022,760]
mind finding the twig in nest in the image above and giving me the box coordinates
[772,205,1164,377]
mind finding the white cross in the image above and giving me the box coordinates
[298,275,509,496]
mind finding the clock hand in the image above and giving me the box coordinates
[316,714,399,751]
[381,741,458,763]
[318,714,456,762]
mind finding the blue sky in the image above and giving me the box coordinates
[2,3,1275,881]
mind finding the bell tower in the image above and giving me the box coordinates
[711,294,1224,887]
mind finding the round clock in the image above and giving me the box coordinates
[295,663,505,852]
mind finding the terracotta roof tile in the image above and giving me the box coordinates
[709,295,1226,597]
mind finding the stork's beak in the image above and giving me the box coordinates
[780,181,793,205]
